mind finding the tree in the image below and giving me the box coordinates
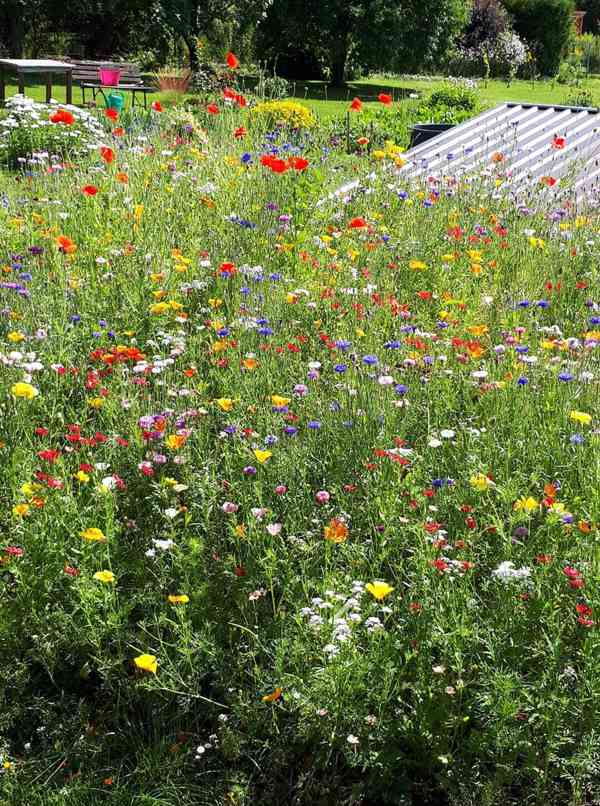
[157,0,269,69]
[503,0,575,74]
[255,0,469,85]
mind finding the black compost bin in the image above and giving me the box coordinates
[409,123,455,149]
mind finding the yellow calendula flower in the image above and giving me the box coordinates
[262,687,283,702]
[254,449,272,464]
[11,382,39,400]
[235,524,247,537]
[12,503,30,518]
[468,325,488,337]
[7,331,25,342]
[514,497,539,513]
[93,570,115,583]
[469,473,494,492]
[168,594,189,605]
[242,356,258,370]
[150,302,169,315]
[165,434,186,450]
[134,654,157,674]
[81,527,107,542]
[271,395,290,407]
[366,581,394,601]
[88,397,104,408]
[570,410,592,426]
[215,397,234,412]
[409,259,428,270]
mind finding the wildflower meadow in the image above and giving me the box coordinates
[1,75,600,806]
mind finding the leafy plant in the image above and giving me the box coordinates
[0,96,104,169]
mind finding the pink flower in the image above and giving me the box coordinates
[266,523,282,536]
[315,490,330,504]
[222,501,239,514]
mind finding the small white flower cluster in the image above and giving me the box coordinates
[491,561,532,585]
[301,582,385,658]
[0,95,105,164]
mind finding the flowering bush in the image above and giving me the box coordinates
[249,99,316,129]
[0,95,105,168]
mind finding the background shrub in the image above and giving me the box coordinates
[504,0,575,75]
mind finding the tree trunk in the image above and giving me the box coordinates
[329,32,349,86]
[6,6,25,57]
[183,34,199,71]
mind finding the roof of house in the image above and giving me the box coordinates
[398,102,600,204]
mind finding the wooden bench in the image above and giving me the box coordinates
[68,60,155,108]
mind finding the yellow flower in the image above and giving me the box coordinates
[215,397,234,412]
[514,497,539,513]
[11,382,39,400]
[75,470,90,483]
[93,570,115,583]
[409,260,427,271]
[467,325,488,337]
[235,524,247,537]
[208,298,223,308]
[134,653,157,674]
[372,149,385,159]
[150,302,169,315]
[570,410,592,426]
[88,397,104,408]
[271,395,290,407]
[242,357,258,370]
[254,449,272,464]
[82,527,107,542]
[366,581,394,601]
[165,434,186,450]
[168,594,189,604]
[262,687,283,702]
[12,503,30,517]
[323,518,349,543]
[7,331,25,342]
[469,473,494,492]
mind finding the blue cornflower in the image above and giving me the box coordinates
[334,364,347,373]
[517,376,529,385]
[307,420,321,429]
[362,355,378,365]
[558,372,574,382]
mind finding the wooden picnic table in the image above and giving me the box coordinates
[0,59,74,106]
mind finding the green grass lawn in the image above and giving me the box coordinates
[3,73,600,121]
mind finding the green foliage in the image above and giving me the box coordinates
[416,80,480,123]
[576,33,600,73]
[0,97,104,169]
[256,0,469,85]
[504,0,575,75]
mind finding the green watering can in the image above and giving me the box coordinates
[106,91,125,112]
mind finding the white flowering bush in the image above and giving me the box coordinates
[0,95,104,168]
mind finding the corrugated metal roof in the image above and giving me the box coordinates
[397,102,600,205]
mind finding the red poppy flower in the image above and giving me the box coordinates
[235,94,247,108]
[207,103,219,115]
[50,108,75,125]
[100,146,114,164]
[151,100,163,112]
[378,93,392,105]
[219,262,236,277]
[234,126,247,139]
[82,185,98,196]
[288,156,309,171]
[349,97,362,112]
[226,51,240,69]
[112,126,125,137]
[105,107,119,121]
[552,136,566,149]
[349,217,367,229]
[260,155,289,173]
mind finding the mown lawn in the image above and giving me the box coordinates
[3,73,600,120]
